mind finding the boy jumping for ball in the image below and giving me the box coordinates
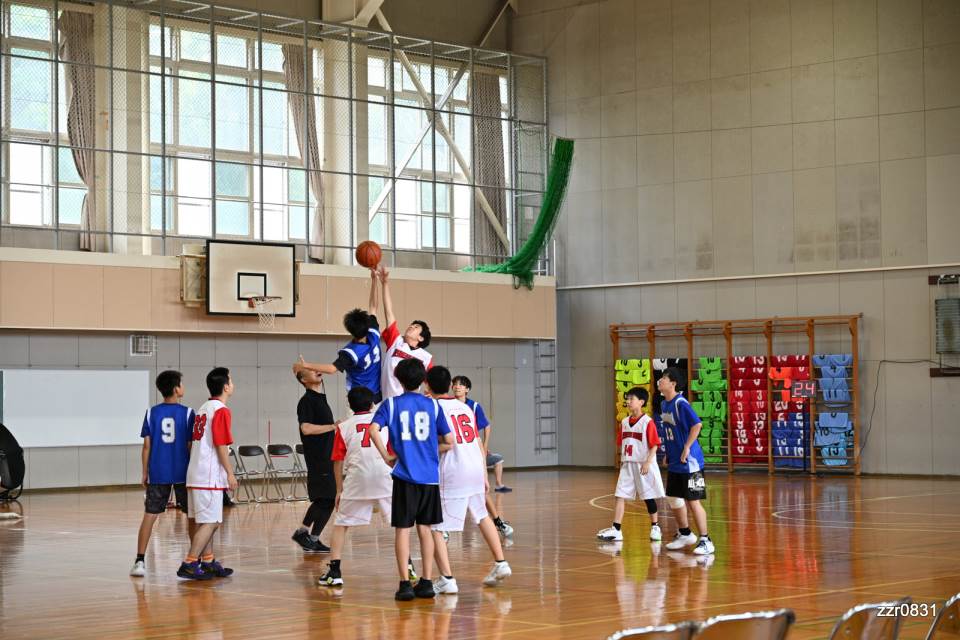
[376,266,433,399]
[657,368,714,556]
[131,370,195,577]
[427,366,511,593]
[295,269,384,402]
[318,386,394,587]
[178,367,239,580]
[597,386,665,543]
[367,358,452,600]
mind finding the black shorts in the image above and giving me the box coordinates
[145,483,187,514]
[391,477,442,528]
[666,471,707,502]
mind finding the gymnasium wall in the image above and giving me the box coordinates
[511,0,960,474]
[0,249,558,489]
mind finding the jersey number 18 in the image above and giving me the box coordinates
[399,410,430,441]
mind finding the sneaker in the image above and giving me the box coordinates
[650,524,662,541]
[494,486,513,493]
[407,562,419,583]
[129,560,146,577]
[692,537,715,556]
[395,581,415,601]
[665,532,698,550]
[441,531,450,542]
[318,564,343,587]
[697,554,716,569]
[413,579,436,598]
[434,576,459,594]
[597,526,623,541]
[201,560,234,578]
[292,530,330,553]
[483,561,512,586]
[176,561,214,581]
[497,520,514,537]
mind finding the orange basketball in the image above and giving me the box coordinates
[355,240,382,269]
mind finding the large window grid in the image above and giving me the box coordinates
[0,0,548,272]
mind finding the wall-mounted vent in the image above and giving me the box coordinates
[130,335,157,357]
[935,298,960,355]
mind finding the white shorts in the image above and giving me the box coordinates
[431,493,488,532]
[187,489,224,524]
[615,461,666,501]
[334,497,391,527]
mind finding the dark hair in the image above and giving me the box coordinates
[295,370,306,383]
[155,370,183,398]
[206,367,231,397]
[343,308,372,340]
[411,320,431,349]
[347,386,375,413]
[425,365,451,395]
[394,359,426,392]
[625,386,649,404]
[661,367,683,387]
[452,375,472,390]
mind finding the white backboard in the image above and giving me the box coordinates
[206,240,296,317]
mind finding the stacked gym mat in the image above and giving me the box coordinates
[729,356,768,464]
[614,359,653,424]
[691,357,727,464]
[813,354,854,466]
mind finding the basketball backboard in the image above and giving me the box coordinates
[206,240,296,317]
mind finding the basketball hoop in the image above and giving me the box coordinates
[248,296,282,330]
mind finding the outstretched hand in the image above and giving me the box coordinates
[377,264,389,283]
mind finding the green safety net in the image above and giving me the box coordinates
[463,137,574,289]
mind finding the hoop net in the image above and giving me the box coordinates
[249,296,282,330]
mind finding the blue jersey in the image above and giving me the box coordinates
[373,392,450,485]
[140,403,194,485]
[464,398,489,431]
[337,324,382,395]
[659,393,706,474]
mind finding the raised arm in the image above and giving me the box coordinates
[378,265,396,327]
[368,268,380,317]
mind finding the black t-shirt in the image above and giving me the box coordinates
[297,388,335,498]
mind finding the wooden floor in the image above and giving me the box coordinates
[2,470,959,639]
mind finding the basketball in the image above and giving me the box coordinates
[355,240,382,268]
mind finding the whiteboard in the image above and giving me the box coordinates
[0,370,150,448]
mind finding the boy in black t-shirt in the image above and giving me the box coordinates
[291,369,338,553]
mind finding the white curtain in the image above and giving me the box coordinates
[58,11,102,251]
[282,45,325,261]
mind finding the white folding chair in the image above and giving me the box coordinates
[829,597,912,640]
[695,609,795,640]
[926,592,960,640]
[608,621,697,640]
[237,445,283,502]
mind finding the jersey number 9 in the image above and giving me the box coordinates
[399,410,430,441]
[161,417,176,443]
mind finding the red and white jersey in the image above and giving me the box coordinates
[436,397,485,498]
[618,414,661,462]
[380,321,433,400]
[186,399,233,490]
[331,411,393,500]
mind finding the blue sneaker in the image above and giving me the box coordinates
[177,561,214,581]
[201,560,234,578]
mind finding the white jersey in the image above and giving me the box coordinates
[186,399,233,490]
[332,411,393,500]
[380,321,433,399]
[619,414,660,462]
[436,397,485,498]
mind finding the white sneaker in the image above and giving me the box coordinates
[441,531,450,542]
[692,537,715,556]
[435,575,459,594]
[129,560,146,577]
[649,524,662,541]
[597,526,623,541]
[483,561,512,586]
[665,532,698,550]
[498,521,514,537]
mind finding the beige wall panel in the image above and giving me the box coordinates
[102,267,152,329]
[834,0,878,59]
[1,261,53,327]
[878,0,922,53]
[791,0,834,66]
[710,0,749,78]
[150,268,198,332]
[750,0,791,72]
[477,284,514,338]
[441,282,479,338]
[879,111,925,160]
[674,80,712,132]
